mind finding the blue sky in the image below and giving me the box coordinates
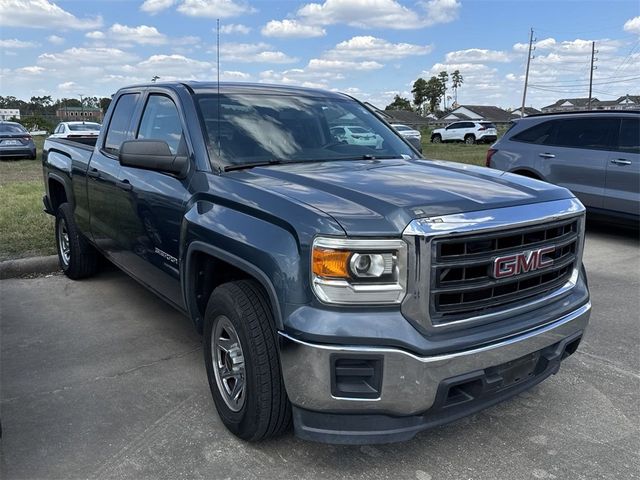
[0,0,638,109]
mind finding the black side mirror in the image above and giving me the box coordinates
[119,139,188,176]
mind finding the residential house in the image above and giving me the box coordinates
[541,97,599,113]
[592,95,640,111]
[0,108,20,120]
[436,105,514,126]
[510,106,542,117]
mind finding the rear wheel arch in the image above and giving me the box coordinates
[184,242,283,333]
[48,175,69,213]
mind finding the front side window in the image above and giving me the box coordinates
[197,94,417,169]
[137,95,184,155]
[618,118,640,154]
[104,93,140,155]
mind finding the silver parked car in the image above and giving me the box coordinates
[487,111,639,223]
[391,123,423,152]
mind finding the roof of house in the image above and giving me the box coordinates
[511,106,542,116]
[614,95,640,104]
[542,97,599,109]
[382,109,431,124]
[452,105,514,122]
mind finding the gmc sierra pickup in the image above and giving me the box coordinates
[42,82,591,444]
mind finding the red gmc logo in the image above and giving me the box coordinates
[493,246,555,279]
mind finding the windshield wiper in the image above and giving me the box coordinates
[224,159,292,172]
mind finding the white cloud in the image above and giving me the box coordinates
[220,23,251,34]
[140,0,176,13]
[177,0,255,18]
[38,47,138,67]
[295,0,459,29]
[108,24,167,45]
[307,58,383,71]
[445,48,510,63]
[623,16,640,34]
[58,81,78,91]
[221,70,251,80]
[259,68,344,89]
[324,36,432,60]
[47,35,65,45]
[0,38,38,48]
[261,19,325,38]
[16,65,45,74]
[220,42,298,63]
[0,0,102,30]
[86,31,106,40]
[130,54,212,77]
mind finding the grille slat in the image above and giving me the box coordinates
[430,218,579,325]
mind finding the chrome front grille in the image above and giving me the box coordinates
[430,218,579,324]
[400,199,586,332]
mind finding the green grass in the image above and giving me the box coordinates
[0,136,55,261]
[0,134,497,261]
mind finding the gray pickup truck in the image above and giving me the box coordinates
[42,82,591,444]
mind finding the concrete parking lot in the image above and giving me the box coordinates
[1,224,639,480]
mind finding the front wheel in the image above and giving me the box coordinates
[55,203,99,279]
[431,134,442,144]
[203,280,291,441]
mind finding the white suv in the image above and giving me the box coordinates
[431,121,497,144]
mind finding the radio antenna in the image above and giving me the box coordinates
[216,18,221,161]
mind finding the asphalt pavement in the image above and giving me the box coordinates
[1,223,638,480]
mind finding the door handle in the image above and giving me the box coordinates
[539,153,555,159]
[611,158,632,166]
[116,179,133,191]
[87,168,100,179]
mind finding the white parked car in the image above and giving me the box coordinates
[330,125,382,148]
[50,121,101,139]
[431,121,498,144]
[391,124,422,152]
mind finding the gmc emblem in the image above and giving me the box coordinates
[493,246,555,279]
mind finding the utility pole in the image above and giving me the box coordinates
[78,94,84,119]
[587,41,597,110]
[520,28,534,118]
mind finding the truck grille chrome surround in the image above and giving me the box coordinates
[401,198,586,332]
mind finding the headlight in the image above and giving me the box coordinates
[311,237,407,305]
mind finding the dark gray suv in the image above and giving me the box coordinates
[487,111,639,223]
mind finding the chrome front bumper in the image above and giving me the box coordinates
[279,301,590,416]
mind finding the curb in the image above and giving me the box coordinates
[0,255,60,280]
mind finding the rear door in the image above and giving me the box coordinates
[87,92,141,253]
[535,117,618,209]
[113,92,193,308]
[605,117,640,216]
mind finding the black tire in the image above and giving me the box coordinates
[431,134,442,144]
[203,280,291,441]
[55,202,99,279]
[464,134,476,145]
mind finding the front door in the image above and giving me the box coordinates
[113,93,192,309]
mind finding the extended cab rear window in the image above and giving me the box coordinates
[103,93,140,156]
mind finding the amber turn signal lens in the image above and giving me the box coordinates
[312,248,351,278]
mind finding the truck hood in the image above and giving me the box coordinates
[230,159,574,235]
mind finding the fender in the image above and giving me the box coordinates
[183,241,284,331]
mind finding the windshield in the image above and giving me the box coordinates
[197,93,418,168]
[68,123,101,131]
[393,125,410,131]
[0,123,26,134]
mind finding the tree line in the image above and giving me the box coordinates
[385,70,464,117]
[0,95,112,131]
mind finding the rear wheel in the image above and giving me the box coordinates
[431,134,442,144]
[55,202,99,279]
[203,280,291,441]
[464,134,476,145]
